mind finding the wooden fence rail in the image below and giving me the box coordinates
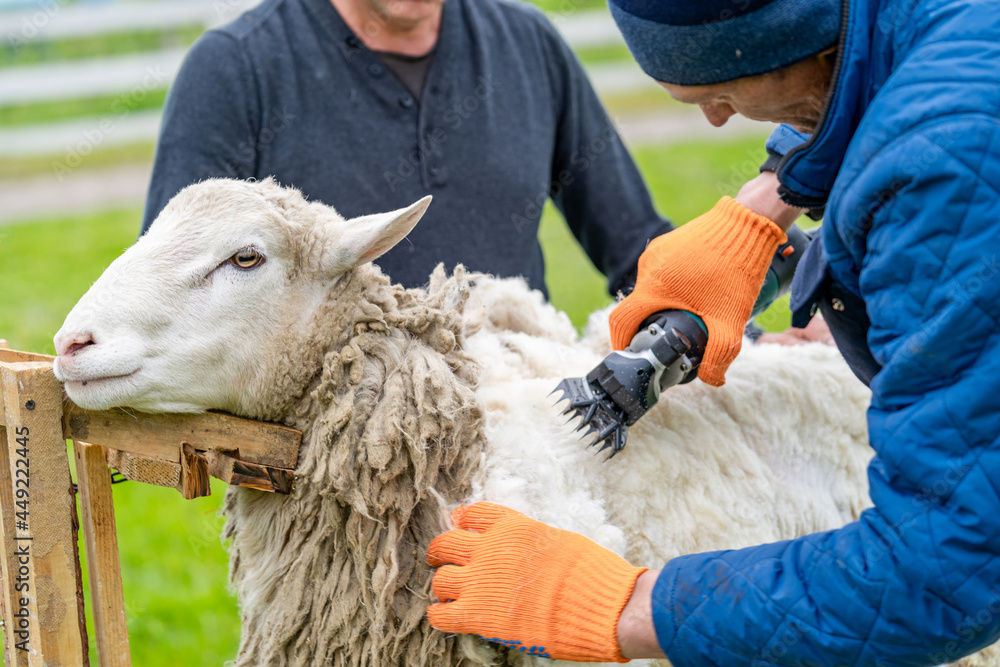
[0,342,301,666]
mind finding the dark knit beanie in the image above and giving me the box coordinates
[608,0,842,86]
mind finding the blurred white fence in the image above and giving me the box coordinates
[0,0,660,158]
[0,0,251,41]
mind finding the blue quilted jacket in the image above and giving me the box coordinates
[652,0,1000,664]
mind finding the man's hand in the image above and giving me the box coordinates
[756,315,835,346]
[736,171,807,232]
[609,195,787,386]
[426,502,649,663]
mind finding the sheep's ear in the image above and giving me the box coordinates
[329,196,431,272]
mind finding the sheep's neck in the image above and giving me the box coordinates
[224,265,487,665]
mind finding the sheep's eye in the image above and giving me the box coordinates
[229,247,264,270]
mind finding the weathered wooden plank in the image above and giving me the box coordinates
[0,364,301,471]
[105,447,295,495]
[104,449,180,488]
[62,406,300,469]
[178,444,210,500]
[204,450,295,494]
[0,350,301,476]
[74,443,132,667]
[1,362,86,666]
[0,348,54,364]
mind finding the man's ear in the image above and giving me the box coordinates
[324,196,432,274]
[818,47,838,66]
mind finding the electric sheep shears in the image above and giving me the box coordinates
[554,224,813,459]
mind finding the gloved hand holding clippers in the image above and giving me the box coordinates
[609,171,806,387]
[554,172,811,457]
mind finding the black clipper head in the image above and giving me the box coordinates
[553,346,665,459]
[552,312,706,460]
[551,375,631,459]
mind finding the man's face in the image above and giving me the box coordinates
[361,0,445,26]
[659,52,837,134]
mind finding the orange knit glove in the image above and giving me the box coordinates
[610,196,787,386]
[426,502,647,663]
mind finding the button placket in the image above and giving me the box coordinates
[419,87,447,188]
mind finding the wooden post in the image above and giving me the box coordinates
[74,442,131,666]
[0,362,86,666]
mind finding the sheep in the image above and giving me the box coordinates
[50,178,993,667]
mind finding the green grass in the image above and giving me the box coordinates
[0,89,168,129]
[0,135,789,664]
[525,0,607,13]
[600,88,686,117]
[574,42,633,67]
[0,142,156,181]
[0,208,139,354]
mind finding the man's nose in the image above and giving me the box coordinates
[699,102,737,127]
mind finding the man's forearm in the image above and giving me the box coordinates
[617,569,668,660]
[735,171,806,232]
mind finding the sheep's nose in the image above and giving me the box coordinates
[55,332,96,357]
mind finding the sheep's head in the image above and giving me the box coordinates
[53,178,430,415]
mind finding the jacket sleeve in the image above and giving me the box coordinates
[651,116,1000,666]
[763,124,811,171]
[140,30,259,235]
[536,21,673,296]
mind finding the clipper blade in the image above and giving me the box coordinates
[552,378,629,459]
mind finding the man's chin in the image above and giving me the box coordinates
[786,118,820,134]
[384,0,444,18]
